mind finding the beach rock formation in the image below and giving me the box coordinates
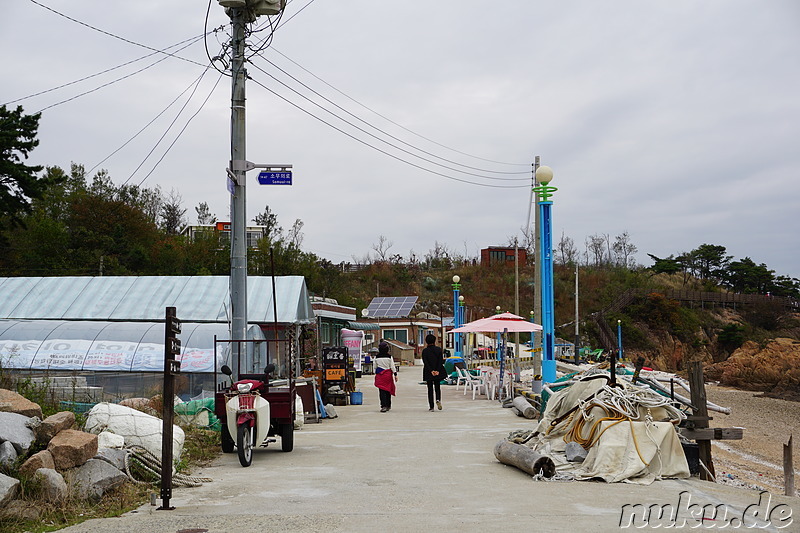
[705,337,800,401]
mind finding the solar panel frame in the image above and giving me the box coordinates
[365,296,418,318]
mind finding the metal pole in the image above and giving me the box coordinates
[574,263,580,364]
[532,157,542,381]
[540,199,555,383]
[514,242,520,381]
[229,7,248,377]
[452,277,461,357]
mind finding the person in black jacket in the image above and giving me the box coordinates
[421,333,446,411]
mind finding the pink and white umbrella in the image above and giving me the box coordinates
[451,312,542,333]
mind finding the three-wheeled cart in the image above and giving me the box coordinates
[213,338,296,459]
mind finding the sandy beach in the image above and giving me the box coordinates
[705,383,799,496]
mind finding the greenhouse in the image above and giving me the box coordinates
[0,276,314,400]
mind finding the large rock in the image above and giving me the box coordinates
[39,411,76,443]
[95,447,128,471]
[0,472,20,508]
[706,338,800,401]
[66,458,127,501]
[0,441,17,466]
[0,499,40,520]
[19,449,55,478]
[0,412,36,454]
[84,403,184,463]
[47,429,98,471]
[0,389,43,419]
[97,430,125,449]
[34,468,67,502]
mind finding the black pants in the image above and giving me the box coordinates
[379,388,392,409]
[426,380,441,409]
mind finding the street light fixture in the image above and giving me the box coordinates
[533,165,557,383]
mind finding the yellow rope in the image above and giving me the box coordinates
[629,419,651,467]
[564,403,627,448]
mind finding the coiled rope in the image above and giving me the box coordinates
[563,384,685,469]
[123,446,213,487]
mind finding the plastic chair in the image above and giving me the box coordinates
[464,370,487,399]
[455,367,469,392]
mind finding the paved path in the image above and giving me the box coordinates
[63,367,797,532]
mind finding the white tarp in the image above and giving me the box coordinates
[528,374,690,484]
[0,338,216,373]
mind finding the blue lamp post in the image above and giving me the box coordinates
[533,165,557,383]
[452,275,462,357]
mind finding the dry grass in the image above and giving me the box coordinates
[0,421,221,533]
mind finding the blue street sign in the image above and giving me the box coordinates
[257,171,292,185]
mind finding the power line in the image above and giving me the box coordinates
[29,0,208,68]
[34,36,205,113]
[2,33,210,107]
[271,47,529,168]
[252,54,527,177]
[134,72,226,189]
[247,75,527,189]
[122,68,216,186]
[88,70,212,175]
[249,61,527,183]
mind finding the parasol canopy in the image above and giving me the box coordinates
[451,312,543,333]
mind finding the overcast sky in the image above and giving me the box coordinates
[2,1,799,280]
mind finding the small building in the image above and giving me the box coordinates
[347,297,444,363]
[182,222,270,249]
[481,246,527,266]
[310,297,356,350]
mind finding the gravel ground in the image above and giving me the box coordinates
[705,383,799,495]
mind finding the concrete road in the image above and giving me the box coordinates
[62,367,797,532]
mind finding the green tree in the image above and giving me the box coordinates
[647,253,682,275]
[725,257,773,294]
[692,244,731,281]
[0,105,59,229]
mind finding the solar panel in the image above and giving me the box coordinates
[365,296,418,318]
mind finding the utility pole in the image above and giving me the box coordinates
[514,239,520,381]
[229,6,248,378]
[221,0,285,376]
[574,262,580,364]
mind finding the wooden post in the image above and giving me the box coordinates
[688,360,715,481]
[785,434,795,497]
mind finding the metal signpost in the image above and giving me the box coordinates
[159,306,181,511]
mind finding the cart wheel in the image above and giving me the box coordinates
[237,424,253,467]
[280,423,294,452]
[221,423,235,453]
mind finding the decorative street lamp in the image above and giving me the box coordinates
[533,165,557,383]
[452,275,462,357]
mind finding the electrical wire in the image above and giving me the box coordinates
[205,0,231,76]
[247,75,526,189]
[270,47,530,168]
[252,55,528,177]
[121,67,215,186]
[249,61,527,183]
[29,0,208,68]
[134,71,225,189]
[2,34,210,107]
[34,36,205,113]
[276,0,318,29]
[87,70,212,175]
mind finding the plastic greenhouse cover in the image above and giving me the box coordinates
[0,321,264,373]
